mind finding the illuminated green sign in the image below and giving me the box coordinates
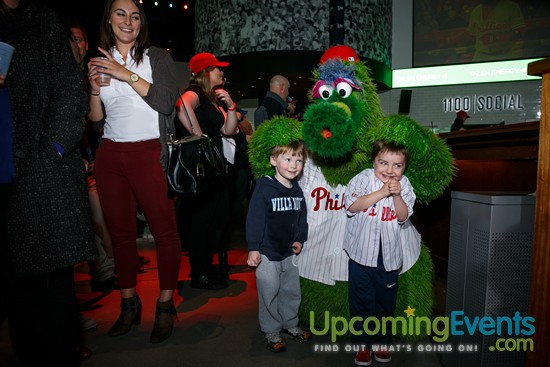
[392,59,543,88]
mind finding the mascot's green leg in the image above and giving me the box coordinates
[300,243,434,341]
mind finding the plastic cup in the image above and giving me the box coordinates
[97,72,111,86]
[0,42,15,76]
[96,57,111,86]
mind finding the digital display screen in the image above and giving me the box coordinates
[393,58,542,88]
[413,0,550,67]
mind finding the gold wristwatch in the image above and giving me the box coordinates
[129,73,139,85]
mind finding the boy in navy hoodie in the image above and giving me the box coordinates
[246,141,312,352]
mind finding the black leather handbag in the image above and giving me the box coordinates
[166,134,226,198]
[166,103,226,198]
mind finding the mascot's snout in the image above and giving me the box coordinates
[302,101,358,158]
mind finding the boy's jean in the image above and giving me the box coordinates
[348,254,399,348]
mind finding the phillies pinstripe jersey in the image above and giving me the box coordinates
[343,168,416,271]
[297,159,350,285]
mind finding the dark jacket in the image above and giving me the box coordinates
[450,117,465,132]
[246,176,308,261]
[2,0,96,276]
[254,91,288,129]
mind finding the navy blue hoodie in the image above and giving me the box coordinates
[246,176,308,261]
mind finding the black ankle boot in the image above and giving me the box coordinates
[150,299,177,343]
[218,251,230,274]
[108,294,141,337]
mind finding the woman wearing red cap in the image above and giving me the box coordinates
[175,52,238,290]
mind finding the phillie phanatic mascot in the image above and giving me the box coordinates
[248,45,454,340]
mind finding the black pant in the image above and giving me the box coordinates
[6,266,80,367]
[179,178,230,280]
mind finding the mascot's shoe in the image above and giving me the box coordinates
[354,350,372,366]
[282,326,312,342]
[150,299,177,343]
[265,332,286,353]
[108,294,142,336]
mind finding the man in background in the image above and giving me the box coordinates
[254,75,293,129]
[69,21,88,70]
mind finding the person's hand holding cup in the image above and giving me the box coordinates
[95,57,111,86]
[88,56,111,88]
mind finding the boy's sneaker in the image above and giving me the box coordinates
[374,350,392,363]
[265,332,286,353]
[282,326,312,342]
[354,350,372,366]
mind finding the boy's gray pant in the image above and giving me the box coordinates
[256,254,301,334]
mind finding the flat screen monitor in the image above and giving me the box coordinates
[413,0,550,67]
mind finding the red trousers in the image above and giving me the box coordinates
[94,139,180,290]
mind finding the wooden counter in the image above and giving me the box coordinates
[439,120,539,160]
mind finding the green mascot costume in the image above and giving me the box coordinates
[248,45,454,341]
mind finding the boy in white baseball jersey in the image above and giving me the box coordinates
[246,141,312,353]
[343,141,416,366]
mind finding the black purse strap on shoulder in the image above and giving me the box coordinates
[178,91,199,136]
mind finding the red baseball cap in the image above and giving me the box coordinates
[189,53,229,74]
[457,110,470,118]
[320,45,360,64]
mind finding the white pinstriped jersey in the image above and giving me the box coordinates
[297,160,350,285]
[343,169,416,271]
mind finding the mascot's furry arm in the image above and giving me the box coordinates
[248,46,454,340]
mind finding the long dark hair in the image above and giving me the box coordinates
[98,0,150,65]
[189,66,220,105]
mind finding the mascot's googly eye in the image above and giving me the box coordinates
[318,85,334,100]
[336,82,353,98]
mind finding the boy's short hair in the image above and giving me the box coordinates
[270,141,307,160]
[371,140,410,167]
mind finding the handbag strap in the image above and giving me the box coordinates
[179,92,198,136]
